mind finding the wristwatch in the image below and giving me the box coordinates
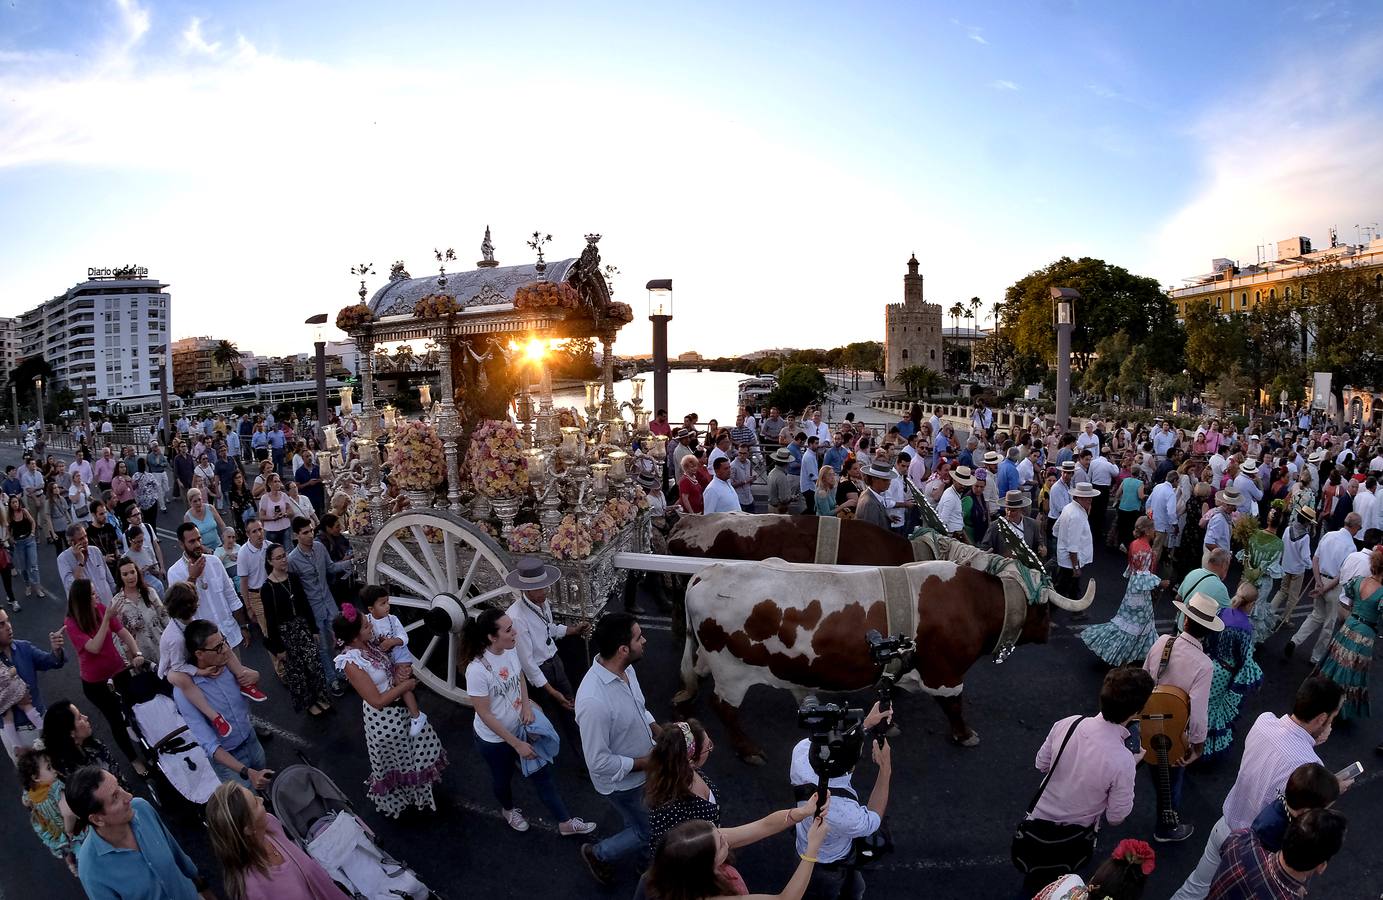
[239,765,250,780]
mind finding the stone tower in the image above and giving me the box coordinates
[884,254,943,391]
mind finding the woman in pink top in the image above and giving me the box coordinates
[207,782,348,900]
[63,579,148,775]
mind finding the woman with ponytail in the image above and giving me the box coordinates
[1032,838,1155,900]
[461,607,595,836]
[333,603,446,818]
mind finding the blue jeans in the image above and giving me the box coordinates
[311,602,343,686]
[474,735,569,821]
[12,535,37,588]
[592,784,651,865]
[212,731,266,788]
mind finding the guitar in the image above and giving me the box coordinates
[1140,639,1192,831]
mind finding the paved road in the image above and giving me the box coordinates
[0,444,1379,898]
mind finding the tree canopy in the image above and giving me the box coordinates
[764,364,826,415]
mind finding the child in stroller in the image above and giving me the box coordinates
[113,668,221,810]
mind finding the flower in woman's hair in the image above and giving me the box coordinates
[341,603,359,623]
[1111,838,1155,876]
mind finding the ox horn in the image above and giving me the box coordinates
[1045,579,1096,612]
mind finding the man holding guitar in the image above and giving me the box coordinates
[1141,591,1222,842]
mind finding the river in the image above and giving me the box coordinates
[552,369,752,426]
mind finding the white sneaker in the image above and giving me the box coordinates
[503,808,530,832]
[408,711,428,737]
[560,817,597,836]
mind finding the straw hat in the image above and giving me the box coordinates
[983,450,1003,466]
[1240,459,1259,475]
[950,465,977,487]
[865,461,897,482]
[504,555,563,591]
[1060,460,1077,473]
[1002,490,1031,509]
[1071,482,1100,499]
[1174,591,1226,632]
[1218,487,1243,507]
[770,448,794,464]
[1298,506,1317,523]
[1308,450,1325,464]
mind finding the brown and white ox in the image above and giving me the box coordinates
[673,516,1092,763]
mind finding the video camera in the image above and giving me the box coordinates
[866,629,915,746]
[797,695,865,816]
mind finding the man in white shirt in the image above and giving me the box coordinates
[1088,450,1119,546]
[1288,513,1363,665]
[237,519,270,637]
[799,436,820,515]
[67,449,93,486]
[805,411,831,444]
[167,522,249,652]
[1270,507,1316,632]
[906,438,929,492]
[729,444,755,512]
[1233,459,1263,515]
[936,466,974,539]
[886,453,913,533]
[1353,476,1378,536]
[1046,461,1075,558]
[1054,482,1098,601]
[507,558,591,764]
[1207,446,1229,484]
[702,457,741,515]
[707,431,732,470]
[1076,421,1101,459]
[1152,421,1176,461]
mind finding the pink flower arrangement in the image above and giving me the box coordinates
[589,511,619,545]
[507,522,543,554]
[346,495,372,534]
[515,281,581,311]
[548,515,592,559]
[604,496,636,527]
[466,419,530,498]
[414,293,460,318]
[388,419,445,491]
[476,520,499,540]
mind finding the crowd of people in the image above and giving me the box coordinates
[0,396,1379,899]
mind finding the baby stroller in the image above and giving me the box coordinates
[270,763,436,899]
[115,669,221,815]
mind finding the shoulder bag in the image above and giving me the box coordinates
[1010,717,1097,880]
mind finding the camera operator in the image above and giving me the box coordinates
[788,702,893,900]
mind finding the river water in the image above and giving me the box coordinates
[551,369,751,426]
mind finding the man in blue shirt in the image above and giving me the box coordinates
[267,423,287,476]
[932,424,952,469]
[173,620,275,790]
[0,465,20,497]
[0,609,64,758]
[997,446,1022,497]
[822,431,850,475]
[70,766,210,900]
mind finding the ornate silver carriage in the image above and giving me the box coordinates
[334,234,662,703]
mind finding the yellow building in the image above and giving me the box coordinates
[1169,232,1383,320]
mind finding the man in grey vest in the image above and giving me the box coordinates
[855,462,898,534]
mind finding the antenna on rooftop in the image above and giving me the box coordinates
[1356,223,1378,244]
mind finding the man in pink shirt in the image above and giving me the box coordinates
[1143,591,1221,843]
[1020,666,1154,892]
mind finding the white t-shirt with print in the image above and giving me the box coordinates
[466,647,524,743]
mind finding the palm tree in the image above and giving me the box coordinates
[949,302,964,339]
[212,340,242,383]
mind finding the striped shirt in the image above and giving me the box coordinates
[1221,713,1321,831]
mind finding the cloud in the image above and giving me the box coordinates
[991,79,1019,91]
[113,0,150,47]
[181,17,222,55]
[1146,30,1383,283]
[949,18,989,45]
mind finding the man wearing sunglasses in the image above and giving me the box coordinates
[172,620,275,791]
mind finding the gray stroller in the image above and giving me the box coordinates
[268,764,437,899]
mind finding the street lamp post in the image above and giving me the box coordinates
[1050,287,1079,431]
[646,279,673,419]
[306,314,330,442]
[156,351,171,447]
[9,384,17,446]
[33,375,44,437]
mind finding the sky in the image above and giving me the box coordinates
[2,0,1381,360]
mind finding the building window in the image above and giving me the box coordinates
[1241,292,1247,307]
[1216,297,1223,310]
[1254,291,1260,306]
[1269,289,1275,302]
[930,349,935,361]
[901,348,909,359]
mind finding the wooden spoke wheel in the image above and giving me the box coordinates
[365,510,514,704]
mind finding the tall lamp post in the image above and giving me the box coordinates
[646,279,673,419]
[306,314,330,441]
[33,375,44,437]
[9,384,17,445]
[156,351,171,447]
[1050,287,1078,431]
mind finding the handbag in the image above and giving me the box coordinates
[1011,717,1097,879]
[0,545,12,570]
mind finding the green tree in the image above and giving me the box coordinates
[1182,301,1244,386]
[764,364,827,415]
[897,365,943,399]
[998,256,1181,373]
[948,301,965,340]
[7,356,56,420]
[1302,262,1383,411]
[1080,331,1130,400]
[973,331,1015,388]
[1115,344,1151,406]
[212,340,242,385]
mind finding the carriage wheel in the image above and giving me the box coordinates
[365,510,514,705]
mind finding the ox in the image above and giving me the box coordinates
[675,533,1092,763]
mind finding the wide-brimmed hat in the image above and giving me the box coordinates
[1002,489,1031,509]
[1059,460,1077,473]
[770,448,794,464]
[1071,482,1100,499]
[865,461,897,481]
[1175,591,1226,632]
[950,466,977,487]
[637,471,660,487]
[1298,506,1317,523]
[1218,488,1243,507]
[676,428,696,439]
[1240,459,1259,475]
[983,450,1002,465]
[505,556,563,591]
[1308,450,1325,464]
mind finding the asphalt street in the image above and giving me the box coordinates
[0,444,1378,899]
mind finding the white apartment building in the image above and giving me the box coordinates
[0,317,18,384]
[18,268,171,404]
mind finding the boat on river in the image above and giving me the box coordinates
[737,375,776,410]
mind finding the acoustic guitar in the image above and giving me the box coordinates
[1139,641,1192,831]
